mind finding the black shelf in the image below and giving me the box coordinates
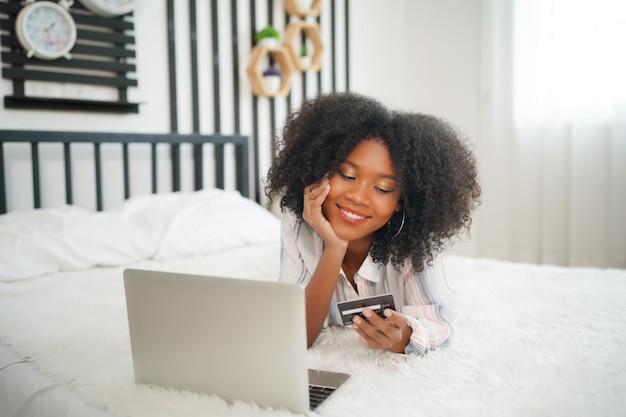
[4,96,140,113]
[0,0,139,113]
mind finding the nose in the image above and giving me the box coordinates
[345,181,371,206]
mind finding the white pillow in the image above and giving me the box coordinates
[0,190,280,281]
[0,205,156,281]
[119,189,280,260]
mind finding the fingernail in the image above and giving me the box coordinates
[353,316,361,324]
[362,310,372,318]
[384,309,393,317]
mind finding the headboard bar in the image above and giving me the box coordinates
[0,130,251,213]
[0,143,4,214]
[64,143,73,204]
[31,142,41,208]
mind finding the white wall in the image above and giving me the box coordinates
[350,0,482,257]
[350,1,480,135]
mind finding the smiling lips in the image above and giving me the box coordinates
[337,205,370,225]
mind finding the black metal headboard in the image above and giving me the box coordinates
[0,130,251,214]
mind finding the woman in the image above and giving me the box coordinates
[265,92,480,355]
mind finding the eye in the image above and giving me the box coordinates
[339,172,355,181]
[375,186,395,194]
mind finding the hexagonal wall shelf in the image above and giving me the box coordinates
[284,21,324,71]
[284,0,323,17]
[246,45,295,97]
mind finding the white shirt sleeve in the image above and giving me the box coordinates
[278,210,331,330]
[278,210,308,285]
[400,255,458,356]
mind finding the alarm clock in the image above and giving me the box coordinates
[79,0,137,17]
[15,0,77,60]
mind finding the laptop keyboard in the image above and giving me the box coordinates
[309,384,337,410]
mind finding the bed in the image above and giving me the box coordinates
[1,131,625,417]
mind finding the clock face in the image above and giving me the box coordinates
[16,2,77,60]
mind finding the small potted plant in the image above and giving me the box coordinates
[255,25,280,48]
[262,65,282,93]
[300,39,311,67]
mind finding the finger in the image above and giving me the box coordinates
[363,309,403,345]
[359,309,407,349]
[304,178,325,193]
[362,308,399,335]
[305,179,329,202]
[312,181,330,202]
[352,318,383,349]
[303,183,329,220]
[359,335,368,347]
[383,309,409,329]
[352,312,390,347]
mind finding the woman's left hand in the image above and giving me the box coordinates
[351,308,412,353]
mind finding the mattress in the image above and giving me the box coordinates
[1,190,625,417]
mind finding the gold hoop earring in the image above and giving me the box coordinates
[391,211,405,239]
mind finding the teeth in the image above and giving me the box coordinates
[341,208,365,220]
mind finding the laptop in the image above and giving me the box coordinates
[123,268,350,413]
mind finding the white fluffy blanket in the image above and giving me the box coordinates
[1,247,625,417]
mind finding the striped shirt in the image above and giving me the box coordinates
[279,210,458,356]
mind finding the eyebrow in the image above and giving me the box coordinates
[341,160,398,181]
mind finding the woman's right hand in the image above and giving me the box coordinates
[302,178,348,250]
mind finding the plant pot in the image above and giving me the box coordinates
[257,38,280,48]
[264,75,281,93]
[300,55,311,68]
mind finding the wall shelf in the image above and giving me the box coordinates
[284,0,323,18]
[4,96,139,113]
[283,21,324,71]
[0,0,139,113]
[246,45,295,97]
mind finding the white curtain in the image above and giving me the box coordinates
[473,0,626,268]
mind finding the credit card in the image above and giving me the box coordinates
[337,294,396,326]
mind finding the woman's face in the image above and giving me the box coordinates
[322,139,401,244]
